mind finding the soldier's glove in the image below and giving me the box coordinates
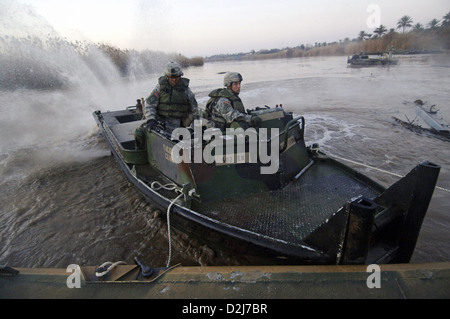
[250,115,262,127]
[145,119,157,130]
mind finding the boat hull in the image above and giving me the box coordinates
[93,107,440,265]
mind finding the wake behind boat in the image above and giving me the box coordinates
[93,103,440,265]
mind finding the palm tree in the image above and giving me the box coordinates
[358,31,370,41]
[413,23,424,31]
[443,12,450,27]
[427,19,440,30]
[374,25,388,37]
[397,15,413,33]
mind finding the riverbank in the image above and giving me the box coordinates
[205,26,450,62]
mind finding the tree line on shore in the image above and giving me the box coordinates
[1,11,448,90]
[97,10,450,69]
[206,12,450,62]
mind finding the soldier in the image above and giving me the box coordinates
[135,62,198,149]
[205,72,261,130]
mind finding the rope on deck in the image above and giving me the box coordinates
[150,181,184,267]
[328,153,450,194]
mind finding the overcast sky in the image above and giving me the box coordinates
[14,0,450,56]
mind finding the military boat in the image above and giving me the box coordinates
[92,104,440,265]
[347,51,398,67]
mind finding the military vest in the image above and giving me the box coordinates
[157,76,190,118]
[205,88,245,124]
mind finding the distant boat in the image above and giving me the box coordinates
[348,51,398,67]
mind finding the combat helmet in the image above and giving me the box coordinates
[165,61,184,77]
[224,72,243,87]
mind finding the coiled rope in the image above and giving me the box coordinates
[328,153,450,194]
[150,181,180,192]
[95,261,127,277]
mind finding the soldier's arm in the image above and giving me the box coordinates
[144,84,161,120]
[186,88,199,119]
[214,98,251,124]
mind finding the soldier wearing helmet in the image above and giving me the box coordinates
[146,61,198,128]
[135,62,198,149]
[205,72,261,130]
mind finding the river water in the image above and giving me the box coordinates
[1,53,450,268]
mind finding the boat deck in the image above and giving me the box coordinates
[135,159,381,247]
[194,161,381,244]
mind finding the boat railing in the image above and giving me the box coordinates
[280,116,305,152]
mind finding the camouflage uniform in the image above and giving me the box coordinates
[205,72,253,130]
[135,62,198,149]
[206,88,251,129]
[144,76,198,127]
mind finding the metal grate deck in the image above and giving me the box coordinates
[195,162,381,245]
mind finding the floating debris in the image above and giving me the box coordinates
[393,100,450,142]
